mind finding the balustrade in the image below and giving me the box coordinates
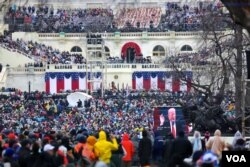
[37,31,216,38]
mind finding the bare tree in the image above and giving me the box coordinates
[167,8,250,116]
[203,9,250,117]
[200,9,250,115]
[221,0,250,33]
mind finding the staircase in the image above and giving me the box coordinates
[0,44,35,67]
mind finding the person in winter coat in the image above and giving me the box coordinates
[17,139,31,167]
[138,130,152,167]
[202,131,210,151]
[192,131,202,153]
[206,129,225,158]
[32,144,57,167]
[74,134,86,159]
[82,136,97,164]
[26,141,41,167]
[121,133,135,167]
[94,131,118,165]
[232,131,243,148]
[152,134,164,166]
[168,131,193,167]
[164,133,174,167]
[2,148,20,167]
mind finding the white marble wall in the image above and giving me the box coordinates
[6,73,44,91]
[11,32,201,63]
[0,46,34,67]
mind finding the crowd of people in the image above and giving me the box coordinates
[0,2,248,167]
[158,2,230,32]
[164,52,216,66]
[5,5,114,33]
[4,2,231,33]
[24,62,44,68]
[115,7,162,29]
[1,32,215,66]
[0,33,86,64]
[0,88,248,167]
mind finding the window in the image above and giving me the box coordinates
[105,46,110,57]
[153,45,165,56]
[71,46,82,52]
[96,51,102,58]
[181,45,193,51]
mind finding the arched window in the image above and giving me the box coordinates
[105,46,110,57]
[71,46,82,52]
[181,45,193,52]
[153,45,165,56]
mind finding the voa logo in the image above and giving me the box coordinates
[226,155,246,163]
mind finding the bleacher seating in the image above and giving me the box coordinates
[115,7,162,29]
[3,3,231,33]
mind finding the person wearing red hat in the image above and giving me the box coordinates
[8,133,16,140]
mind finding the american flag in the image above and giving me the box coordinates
[45,72,102,94]
[132,71,192,92]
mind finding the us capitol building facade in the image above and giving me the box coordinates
[0,0,228,92]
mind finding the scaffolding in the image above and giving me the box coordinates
[85,33,107,97]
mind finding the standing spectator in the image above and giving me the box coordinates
[26,141,41,167]
[2,148,19,167]
[82,136,97,165]
[131,133,140,166]
[94,131,118,165]
[206,129,225,158]
[152,133,164,166]
[138,130,152,167]
[168,131,193,167]
[17,139,32,167]
[32,144,57,167]
[232,131,247,151]
[232,131,243,147]
[232,138,247,151]
[202,131,210,151]
[77,99,82,108]
[121,133,134,167]
[163,133,174,167]
[192,131,202,153]
[74,134,86,159]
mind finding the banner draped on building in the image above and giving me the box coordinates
[45,72,102,94]
[132,71,192,92]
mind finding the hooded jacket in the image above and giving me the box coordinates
[232,131,243,147]
[83,136,97,162]
[206,129,225,156]
[121,133,134,161]
[94,131,118,164]
[192,131,202,152]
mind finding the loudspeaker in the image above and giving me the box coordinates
[246,50,250,79]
